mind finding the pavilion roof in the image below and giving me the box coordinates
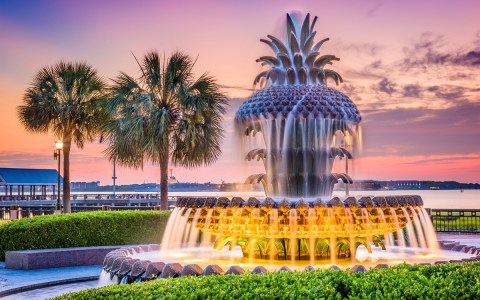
[0,168,60,186]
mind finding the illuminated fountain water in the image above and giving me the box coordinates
[100,13,475,283]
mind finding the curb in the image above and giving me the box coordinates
[0,275,98,298]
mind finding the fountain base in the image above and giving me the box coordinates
[100,240,480,285]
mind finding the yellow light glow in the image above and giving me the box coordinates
[181,205,417,260]
[55,140,63,150]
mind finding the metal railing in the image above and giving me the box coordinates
[0,193,162,202]
[0,194,178,208]
[0,193,183,220]
[2,205,480,234]
[431,209,480,233]
[0,205,163,220]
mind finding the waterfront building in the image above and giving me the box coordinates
[0,168,61,200]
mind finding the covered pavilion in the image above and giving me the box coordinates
[0,168,61,201]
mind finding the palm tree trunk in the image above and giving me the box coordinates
[160,144,169,210]
[63,137,72,213]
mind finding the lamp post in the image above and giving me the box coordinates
[112,157,117,198]
[54,140,63,212]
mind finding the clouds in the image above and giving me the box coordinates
[366,1,385,17]
[452,50,480,66]
[0,152,53,167]
[427,85,465,101]
[375,78,397,95]
[402,32,480,69]
[402,84,422,98]
[0,151,107,168]
[218,84,256,95]
[371,80,471,102]
[334,31,480,112]
[361,101,480,158]
[352,154,480,182]
[404,154,480,166]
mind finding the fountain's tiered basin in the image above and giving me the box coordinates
[176,195,423,239]
[171,195,431,260]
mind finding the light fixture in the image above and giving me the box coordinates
[54,140,63,212]
[55,140,63,150]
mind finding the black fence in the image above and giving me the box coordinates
[0,205,162,221]
[0,193,161,201]
[431,209,480,233]
[2,206,480,234]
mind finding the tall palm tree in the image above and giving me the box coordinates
[103,51,228,210]
[18,62,108,213]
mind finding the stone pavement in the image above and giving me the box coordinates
[0,263,101,297]
[437,233,480,247]
[1,280,99,300]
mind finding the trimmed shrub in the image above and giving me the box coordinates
[0,210,170,260]
[55,262,480,300]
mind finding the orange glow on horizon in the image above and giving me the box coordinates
[0,1,479,184]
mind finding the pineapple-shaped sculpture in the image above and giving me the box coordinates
[236,13,362,199]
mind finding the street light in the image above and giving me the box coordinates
[112,157,117,198]
[54,140,63,212]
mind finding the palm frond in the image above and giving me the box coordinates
[104,50,227,172]
[18,61,108,148]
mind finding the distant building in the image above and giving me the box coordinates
[71,181,100,190]
[218,182,264,192]
[387,180,424,190]
[168,169,179,184]
[0,167,61,199]
[335,180,383,191]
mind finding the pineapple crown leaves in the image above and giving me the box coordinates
[254,13,343,87]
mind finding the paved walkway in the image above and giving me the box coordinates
[437,233,480,247]
[1,280,99,300]
[0,263,101,297]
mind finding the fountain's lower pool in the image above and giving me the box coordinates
[131,244,470,271]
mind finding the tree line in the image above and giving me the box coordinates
[17,51,228,212]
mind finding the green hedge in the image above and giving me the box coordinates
[0,211,170,261]
[56,262,480,300]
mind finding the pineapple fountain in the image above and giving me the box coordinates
[170,13,436,261]
[100,14,472,284]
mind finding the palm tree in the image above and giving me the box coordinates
[18,62,108,213]
[103,51,228,210]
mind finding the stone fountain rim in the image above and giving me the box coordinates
[174,195,424,209]
[101,241,480,283]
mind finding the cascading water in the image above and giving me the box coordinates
[241,88,360,198]
[164,195,437,263]
[98,270,114,287]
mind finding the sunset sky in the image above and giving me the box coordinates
[0,0,479,185]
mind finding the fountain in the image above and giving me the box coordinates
[170,13,435,261]
[100,13,477,283]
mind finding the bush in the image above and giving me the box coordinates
[0,210,170,261]
[55,262,480,300]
